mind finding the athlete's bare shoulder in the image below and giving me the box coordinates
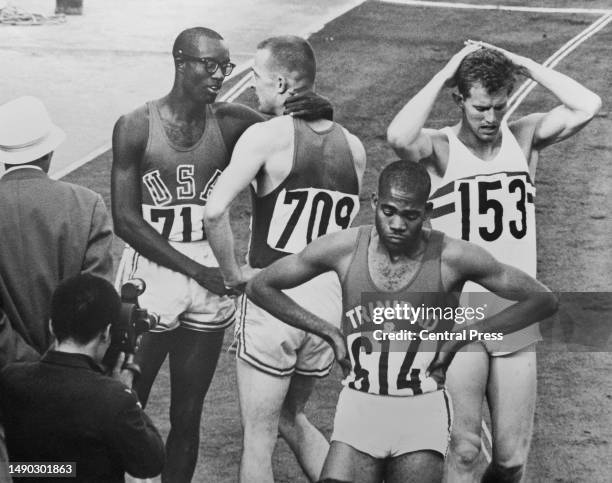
[115,104,149,139]
[440,233,501,292]
[303,226,362,279]
[212,101,264,124]
[508,113,545,155]
[112,104,150,166]
[339,125,367,184]
[240,114,294,151]
[211,102,266,154]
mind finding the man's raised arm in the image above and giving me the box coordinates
[387,43,481,162]
[480,41,602,150]
[111,111,225,295]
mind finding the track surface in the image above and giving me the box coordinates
[62,1,612,481]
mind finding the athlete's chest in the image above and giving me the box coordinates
[161,120,205,147]
[368,250,423,292]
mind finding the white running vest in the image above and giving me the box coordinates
[429,123,537,279]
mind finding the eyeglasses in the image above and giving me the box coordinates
[175,50,236,76]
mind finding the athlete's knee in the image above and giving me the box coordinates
[481,462,524,483]
[279,399,307,431]
[493,430,531,469]
[449,430,482,470]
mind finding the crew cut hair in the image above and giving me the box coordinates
[51,274,121,344]
[454,47,517,97]
[378,160,431,203]
[256,35,316,85]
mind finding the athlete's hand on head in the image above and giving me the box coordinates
[329,328,351,377]
[441,42,483,87]
[192,266,227,296]
[465,40,531,74]
[284,90,334,121]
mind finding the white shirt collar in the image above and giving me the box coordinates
[1,165,44,178]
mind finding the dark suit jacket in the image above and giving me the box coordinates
[0,168,113,365]
[0,351,165,482]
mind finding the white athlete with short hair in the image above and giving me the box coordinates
[204,35,366,483]
[387,40,601,483]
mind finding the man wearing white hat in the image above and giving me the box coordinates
[0,96,114,481]
[0,95,114,364]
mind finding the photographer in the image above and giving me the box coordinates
[0,274,164,482]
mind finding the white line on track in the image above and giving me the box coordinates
[506,13,612,117]
[381,0,611,15]
[53,0,364,180]
[481,419,493,463]
[50,61,255,181]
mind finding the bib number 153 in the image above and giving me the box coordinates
[456,174,534,242]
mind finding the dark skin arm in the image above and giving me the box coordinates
[214,91,334,152]
[213,102,266,155]
[283,90,334,121]
[111,107,226,294]
[112,90,332,295]
[427,237,558,380]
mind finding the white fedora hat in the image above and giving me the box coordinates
[0,96,66,165]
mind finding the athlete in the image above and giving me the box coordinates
[112,27,332,482]
[247,161,558,483]
[203,36,366,482]
[387,42,601,482]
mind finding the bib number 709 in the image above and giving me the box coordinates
[267,188,360,254]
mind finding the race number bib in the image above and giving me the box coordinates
[434,172,535,243]
[267,187,360,254]
[457,172,535,242]
[344,332,439,396]
[142,204,205,242]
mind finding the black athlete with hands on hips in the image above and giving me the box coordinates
[247,161,558,483]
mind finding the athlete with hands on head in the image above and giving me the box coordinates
[387,41,600,483]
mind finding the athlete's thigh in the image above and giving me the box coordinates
[168,328,224,410]
[386,450,444,483]
[320,441,384,483]
[446,343,490,434]
[486,344,537,460]
[236,358,292,428]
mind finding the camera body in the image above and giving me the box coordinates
[102,279,159,373]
